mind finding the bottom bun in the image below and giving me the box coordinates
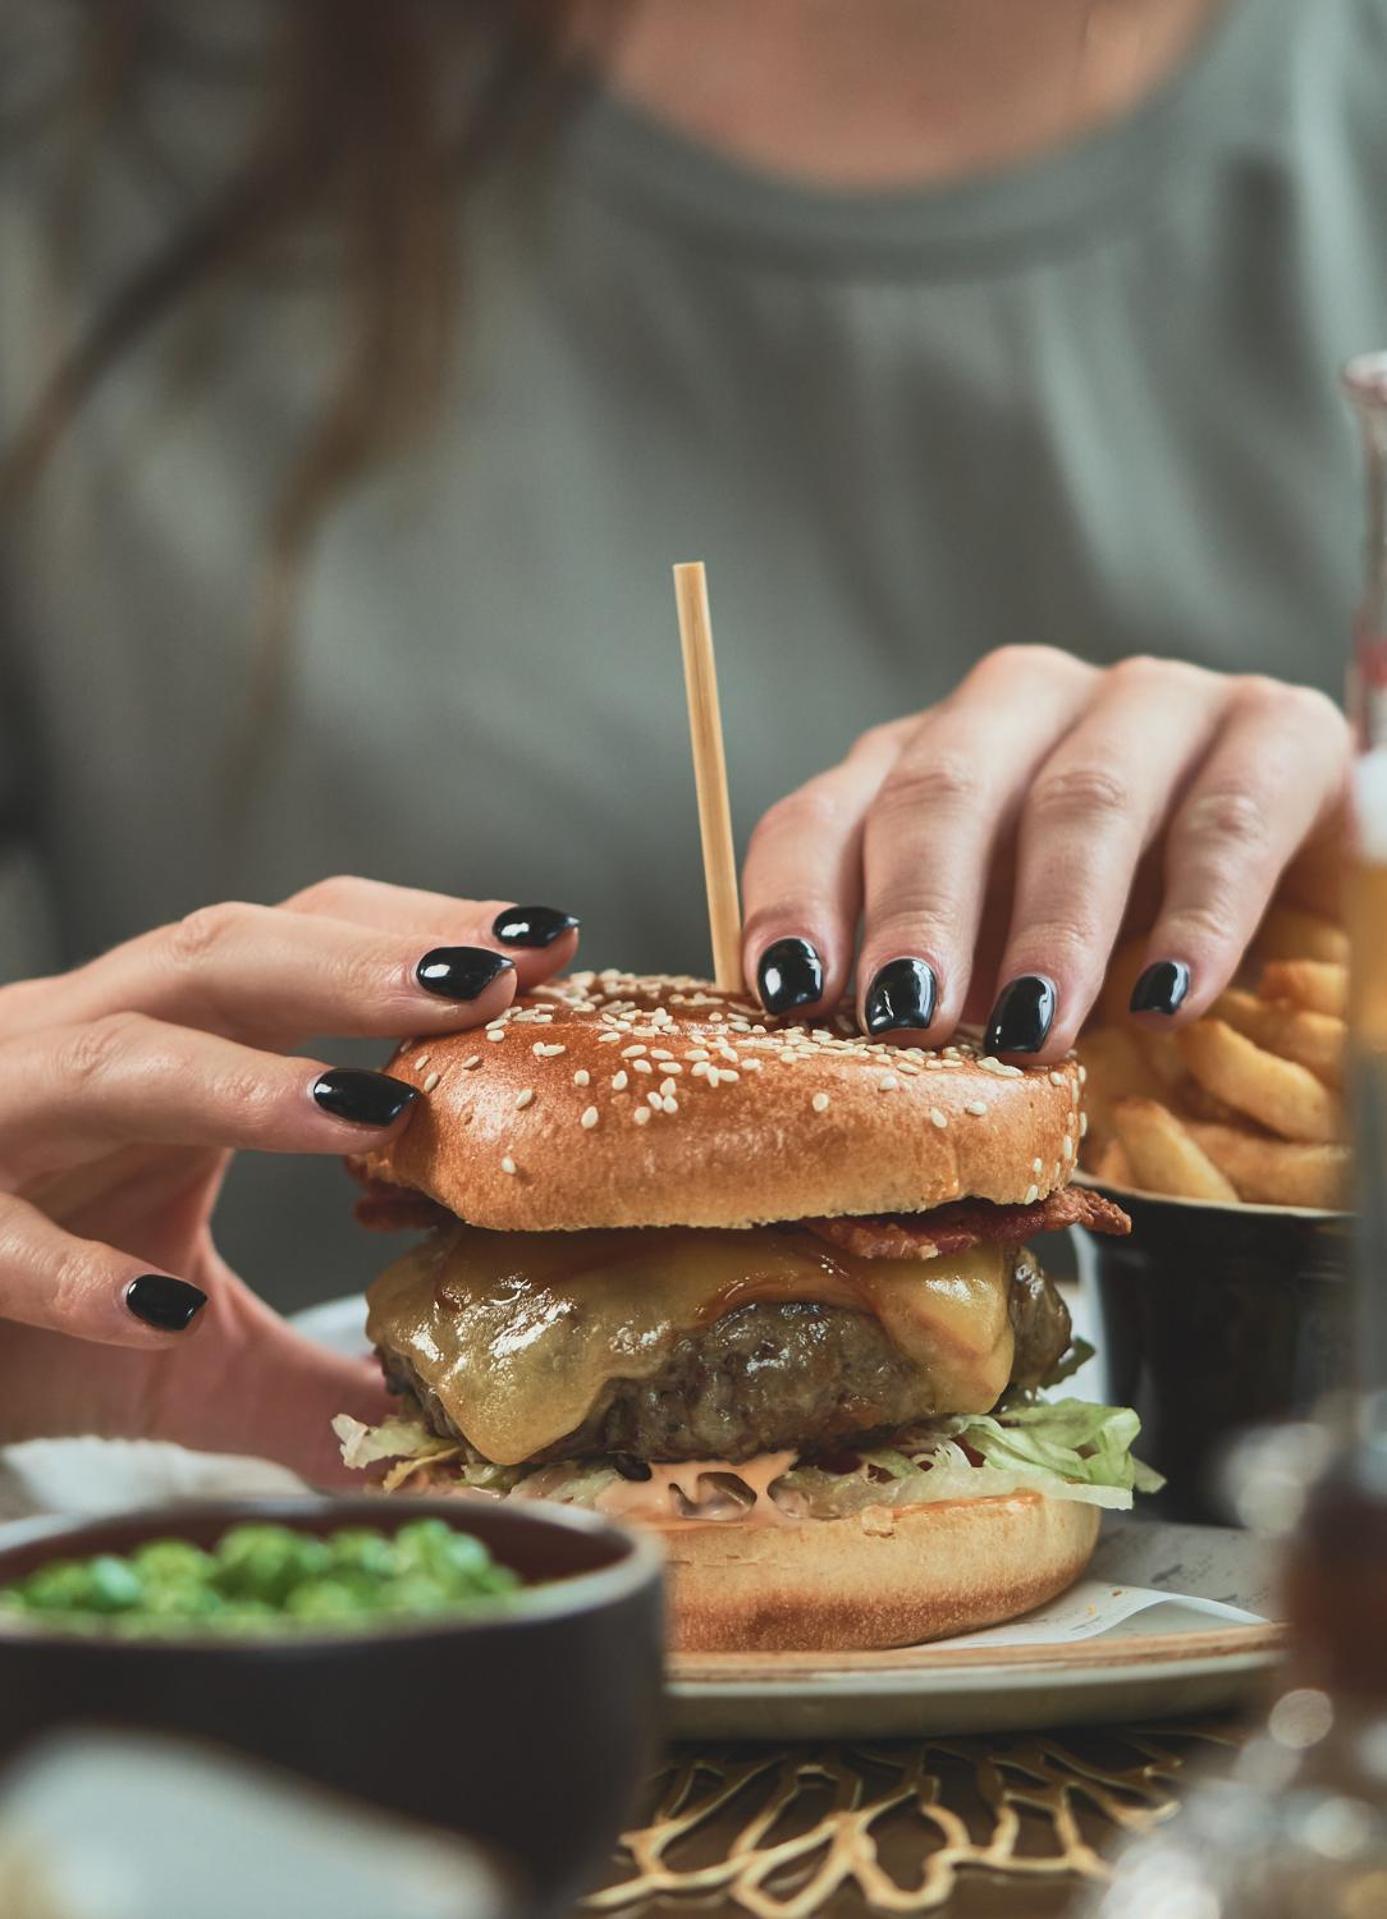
[401,1474,1100,1652]
[657,1493,1100,1653]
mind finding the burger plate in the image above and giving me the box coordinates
[294,1295,1282,1741]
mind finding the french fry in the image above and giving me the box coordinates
[1185,1122,1351,1212]
[1252,904,1349,967]
[1076,1026,1163,1147]
[1212,988,1346,1089]
[1133,1027,1187,1093]
[1091,1138,1135,1187]
[1178,1020,1345,1144]
[1112,1097,1239,1203]
[1257,959,1348,1019]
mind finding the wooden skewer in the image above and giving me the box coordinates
[673,561,743,990]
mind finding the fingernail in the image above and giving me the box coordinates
[125,1274,207,1332]
[416,946,514,1000]
[313,1067,420,1127]
[757,937,824,1016]
[864,958,938,1036]
[491,905,580,949]
[985,974,1057,1055]
[1129,959,1190,1018]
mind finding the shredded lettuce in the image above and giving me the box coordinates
[335,1396,1160,1520]
[780,1400,1163,1519]
[331,1413,452,1471]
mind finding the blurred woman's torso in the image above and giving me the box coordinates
[2,0,1385,1303]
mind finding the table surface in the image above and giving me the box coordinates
[584,1718,1245,1917]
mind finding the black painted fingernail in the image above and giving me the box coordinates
[757,937,824,1015]
[313,1067,420,1127]
[125,1274,207,1332]
[491,904,580,948]
[864,958,938,1036]
[1129,959,1190,1018]
[985,974,1057,1054]
[416,946,514,1000]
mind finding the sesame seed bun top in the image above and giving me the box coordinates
[355,971,1085,1232]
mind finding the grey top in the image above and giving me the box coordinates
[1,0,1385,1310]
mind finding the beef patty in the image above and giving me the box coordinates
[378,1249,1072,1466]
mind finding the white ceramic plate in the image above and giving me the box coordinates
[293,1295,1282,1739]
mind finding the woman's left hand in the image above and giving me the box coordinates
[741,648,1350,1061]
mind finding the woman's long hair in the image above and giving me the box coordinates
[2,0,593,788]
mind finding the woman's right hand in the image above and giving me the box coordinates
[0,877,579,1480]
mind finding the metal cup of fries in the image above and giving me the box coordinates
[1075,907,1354,1522]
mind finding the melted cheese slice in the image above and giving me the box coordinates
[365,1224,1015,1466]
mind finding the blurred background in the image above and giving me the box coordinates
[2,0,1382,1312]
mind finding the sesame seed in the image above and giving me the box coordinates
[1062,1137,1074,1160]
[1032,1157,1043,1174]
[422,1071,441,1093]
[573,1069,590,1088]
[660,1077,677,1097]
[719,1068,740,1083]
[537,1043,566,1058]
[597,1032,622,1044]
[486,1029,506,1043]
[688,1049,711,1062]
[690,1061,712,1080]
[1078,1064,1088,1085]
[663,1095,679,1114]
[632,1106,652,1127]
[930,1108,948,1130]
[1080,1113,1090,1138]
[812,1092,831,1114]
[501,1156,518,1176]
[414,1053,431,1069]
[878,1074,899,1092]
[1024,1183,1039,1205]
[515,1089,534,1110]
[462,1055,482,1071]
[743,1059,763,1071]
[621,1045,648,1058]
[651,1049,674,1061]
[646,1090,663,1111]
[965,1101,988,1117]
[612,1070,629,1091]
[633,1058,654,1075]
[580,1106,599,1130]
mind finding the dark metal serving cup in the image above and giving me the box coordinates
[0,1494,665,1914]
[1075,1180,1355,1524]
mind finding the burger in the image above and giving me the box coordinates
[335,971,1153,1651]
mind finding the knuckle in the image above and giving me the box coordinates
[1030,762,1133,824]
[875,753,984,821]
[1012,914,1104,972]
[165,900,256,968]
[1109,653,1208,698]
[48,1239,108,1320]
[1182,784,1273,858]
[58,1011,156,1087]
[283,875,361,914]
[748,781,851,855]
[1163,900,1243,954]
[970,642,1077,685]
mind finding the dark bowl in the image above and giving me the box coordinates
[0,1495,665,1914]
[1076,1180,1354,1524]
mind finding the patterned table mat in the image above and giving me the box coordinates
[586,1721,1243,1918]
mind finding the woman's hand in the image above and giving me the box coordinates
[0,878,578,1481]
[742,649,1349,1060]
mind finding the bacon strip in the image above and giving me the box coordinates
[807,1187,1131,1261]
[353,1177,453,1233]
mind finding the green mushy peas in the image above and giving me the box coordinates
[0,1520,522,1636]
